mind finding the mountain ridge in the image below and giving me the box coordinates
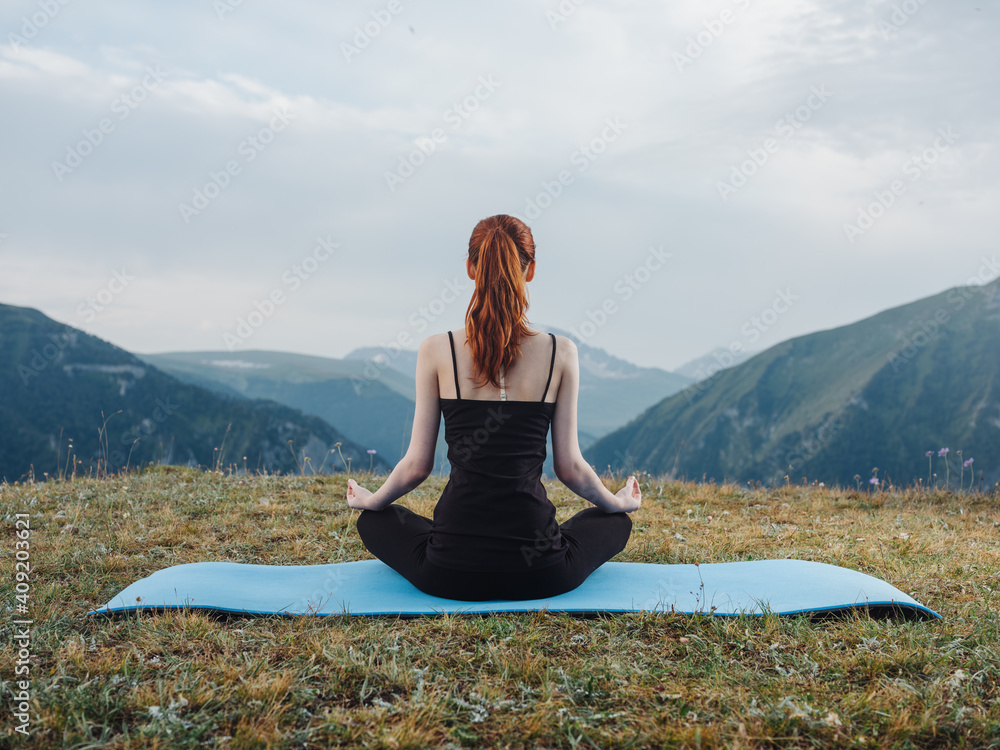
[0,303,386,481]
[583,277,1000,488]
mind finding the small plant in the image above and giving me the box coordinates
[213,423,232,473]
[285,439,303,475]
[367,448,377,473]
[962,456,974,492]
[334,442,348,472]
[313,449,334,475]
[59,433,74,481]
[97,410,123,480]
[937,447,950,488]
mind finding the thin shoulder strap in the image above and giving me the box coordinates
[540,333,556,402]
[447,330,461,400]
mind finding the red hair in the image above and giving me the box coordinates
[464,214,538,390]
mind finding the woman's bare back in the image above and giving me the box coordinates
[439,327,563,404]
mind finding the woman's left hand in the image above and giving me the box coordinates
[614,475,642,512]
[346,478,377,510]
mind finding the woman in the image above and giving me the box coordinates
[346,214,640,601]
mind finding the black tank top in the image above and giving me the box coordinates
[426,330,569,572]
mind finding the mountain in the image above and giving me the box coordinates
[144,325,691,479]
[544,325,694,442]
[139,349,435,468]
[583,278,1000,489]
[343,345,419,382]
[674,346,761,381]
[0,304,386,481]
[344,323,694,448]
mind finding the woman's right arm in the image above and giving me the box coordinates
[551,337,641,513]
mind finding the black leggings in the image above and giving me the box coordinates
[356,504,632,601]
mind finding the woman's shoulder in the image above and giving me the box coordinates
[549,332,577,358]
[522,328,573,347]
[423,328,577,357]
[533,332,576,380]
[422,330,455,347]
[417,332,454,363]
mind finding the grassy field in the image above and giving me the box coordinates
[2,466,999,748]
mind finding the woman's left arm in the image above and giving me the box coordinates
[346,336,442,511]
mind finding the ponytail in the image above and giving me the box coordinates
[464,214,537,390]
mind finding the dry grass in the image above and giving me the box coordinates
[2,466,999,748]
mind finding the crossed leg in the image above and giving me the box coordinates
[355,504,632,601]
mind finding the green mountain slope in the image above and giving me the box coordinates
[138,350,434,467]
[0,304,386,481]
[545,325,694,441]
[144,326,694,478]
[583,279,1000,488]
[344,323,694,449]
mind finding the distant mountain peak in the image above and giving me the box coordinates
[203,359,272,369]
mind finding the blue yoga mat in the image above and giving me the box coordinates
[88,559,940,619]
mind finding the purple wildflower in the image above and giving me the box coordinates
[925,450,933,457]
[367,449,377,454]
[869,477,879,485]
[938,447,950,457]
[964,457,974,467]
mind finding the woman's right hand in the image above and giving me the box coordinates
[615,475,642,512]
[347,478,377,510]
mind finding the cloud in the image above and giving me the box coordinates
[0,44,92,77]
[0,0,997,371]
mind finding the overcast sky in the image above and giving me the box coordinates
[1,0,997,372]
